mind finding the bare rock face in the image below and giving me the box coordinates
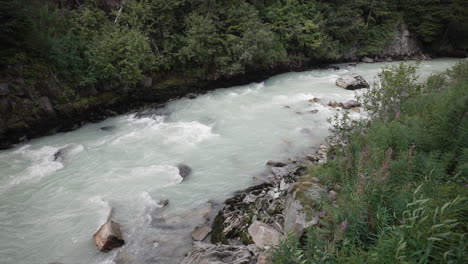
[93,220,125,252]
[336,74,370,90]
[381,23,423,58]
[247,221,281,249]
[181,242,254,264]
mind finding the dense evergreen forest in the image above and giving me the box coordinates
[1,0,467,86]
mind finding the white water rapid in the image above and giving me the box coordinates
[0,58,462,264]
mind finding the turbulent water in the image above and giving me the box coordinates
[0,58,462,264]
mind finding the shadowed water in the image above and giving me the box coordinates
[0,58,462,264]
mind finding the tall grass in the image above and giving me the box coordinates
[273,61,468,263]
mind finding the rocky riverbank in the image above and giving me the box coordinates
[180,142,336,263]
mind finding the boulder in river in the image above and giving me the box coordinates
[177,164,192,180]
[328,101,339,108]
[93,220,125,252]
[53,145,75,162]
[266,160,287,167]
[336,74,370,90]
[100,126,116,132]
[339,100,361,109]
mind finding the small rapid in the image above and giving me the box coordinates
[0,58,462,264]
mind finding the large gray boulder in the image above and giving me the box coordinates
[283,180,327,237]
[181,242,254,264]
[247,221,281,249]
[93,220,125,252]
[336,74,370,90]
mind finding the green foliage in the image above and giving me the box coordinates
[86,26,155,84]
[274,61,468,263]
[1,0,466,92]
[358,62,423,123]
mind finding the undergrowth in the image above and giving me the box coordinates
[273,60,468,263]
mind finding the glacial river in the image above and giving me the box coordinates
[0,58,462,264]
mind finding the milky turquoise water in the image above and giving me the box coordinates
[0,58,462,264]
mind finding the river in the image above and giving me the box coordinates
[0,58,462,264]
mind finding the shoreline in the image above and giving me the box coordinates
[180,142,333,263]
[0,54,444,151]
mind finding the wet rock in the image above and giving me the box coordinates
[186,93,197,99]
[157,199,169,208]
[93,220,125,252]
[100,126,116,132]
[362,56,374,63]
[283,105,291,109]
[336,74,370,90]
[309,97,319,103]
[0,83,9,96]
[339,100,361,109]
[328,66,340,71]
[181,242,254,264]
[53,145,74,162]
[328,101,338,108]
[192,225,212,241]
[266,160,287,167]
[283,180,327,237]
[310,109,319,114]
[247,221,281,249]
[177,164,192,179]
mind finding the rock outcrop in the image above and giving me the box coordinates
[181,242,255,264]
[283,179,327,237]
[247,221,281,249]
[182,143,333,262]
[336,74,370,90]
[381,23,423,59]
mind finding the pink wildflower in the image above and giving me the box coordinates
[341,220,348,230]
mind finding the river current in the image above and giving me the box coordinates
[0,58,462,264]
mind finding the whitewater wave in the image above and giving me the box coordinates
[9,146,64,185]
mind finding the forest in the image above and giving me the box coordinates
[1,0,467,87]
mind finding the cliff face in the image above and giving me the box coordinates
[381,23,423,58]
